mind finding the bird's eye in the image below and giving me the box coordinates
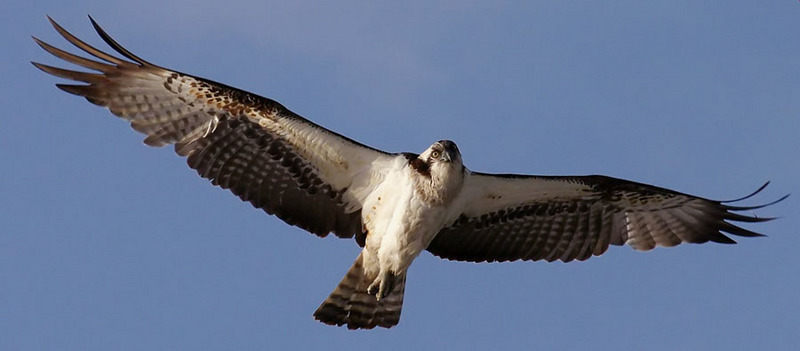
[431,150,441,159]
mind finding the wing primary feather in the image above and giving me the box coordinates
[720,181,769,203]
[31,62,104,83]
[722,212,776,223]
[54,83,93,97]
[722,193,790,211]
[88,15,156,67]
[46,16,128,66]
[706,232,738,244]
[31,36,115,72]
[717,221,766,238]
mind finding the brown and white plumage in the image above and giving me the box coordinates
[34,17,786,330]
[33,16,393,242]
[428,175,785,263]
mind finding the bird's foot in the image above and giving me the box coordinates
[367,271,395,301]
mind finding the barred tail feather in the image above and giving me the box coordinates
[313,253,406,329]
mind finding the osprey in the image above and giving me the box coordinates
[34,17,786,330]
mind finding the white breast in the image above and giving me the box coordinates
[360,158,451,274]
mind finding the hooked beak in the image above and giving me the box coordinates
[434,140,458,163]
[442,150,454,163]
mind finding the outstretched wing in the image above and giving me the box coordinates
[427,173,786,263]
[33,17,396,242]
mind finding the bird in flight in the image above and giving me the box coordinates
[33,16,786,330]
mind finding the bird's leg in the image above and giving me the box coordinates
[367,270,396,301]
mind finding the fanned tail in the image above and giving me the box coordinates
[313,253,406,329]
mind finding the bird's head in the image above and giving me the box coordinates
[420,139,462,167]
[412,140,465,203]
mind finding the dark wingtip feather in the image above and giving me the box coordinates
[717,183,787,232]
[55,83,91,97]
[88,15,154,66]
[724,193,790,211]
[722,182,770,203]
[708,232,738,244]
[724,211,777,223]
[719,221,767,238]
[720,182,788,207]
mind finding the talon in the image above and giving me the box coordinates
[367,280,380,296]
[377,280,388,301]
[367,271,395,301]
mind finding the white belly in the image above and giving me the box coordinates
[361,164,448,275]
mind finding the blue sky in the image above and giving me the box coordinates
[2,1,799,350]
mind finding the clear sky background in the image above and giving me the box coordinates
[2,1,798,350]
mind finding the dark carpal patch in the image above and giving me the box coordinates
[404,153,430,177]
